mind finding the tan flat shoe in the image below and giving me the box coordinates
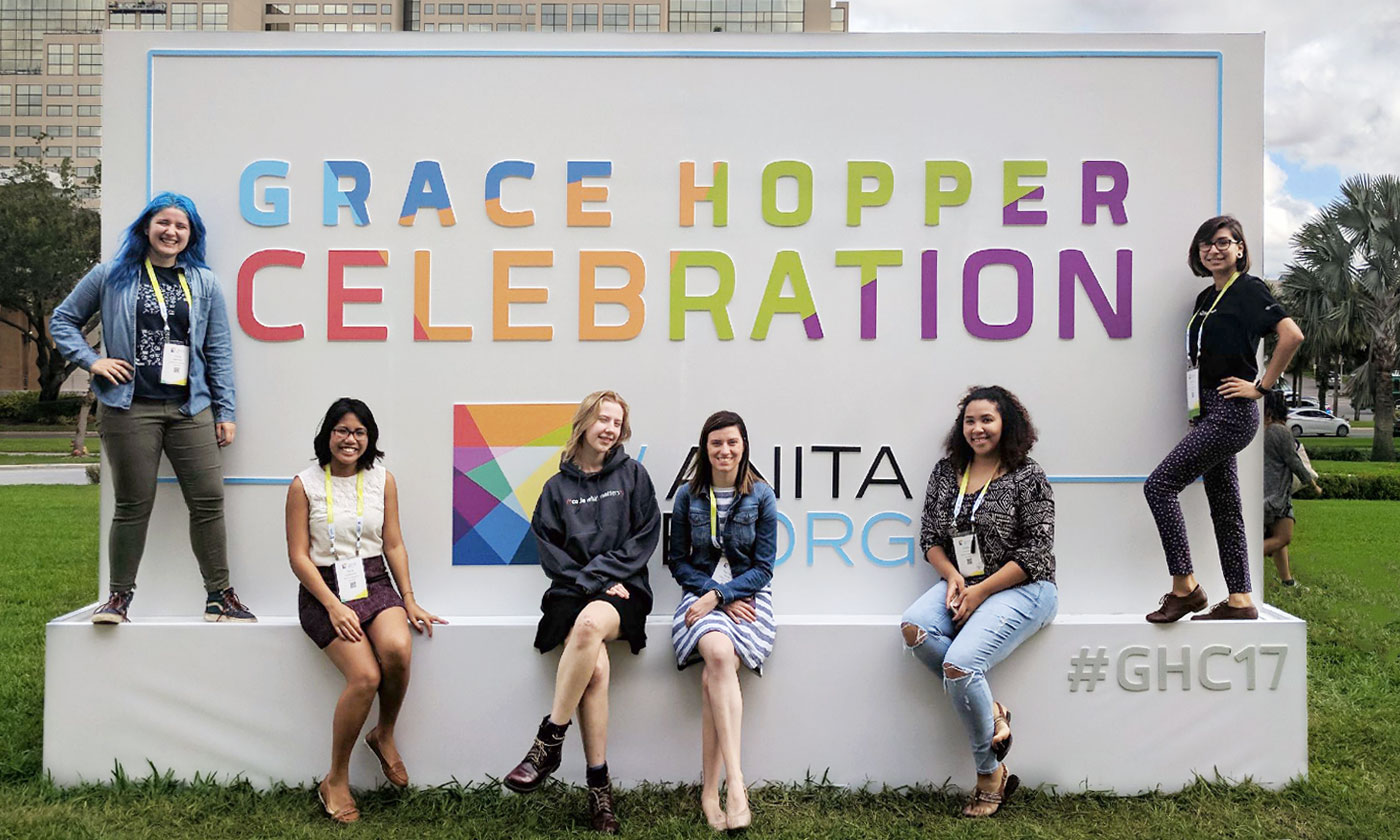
[317,781,361,824]
[365,729,409,788]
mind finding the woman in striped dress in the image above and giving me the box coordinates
[669,410,777,832]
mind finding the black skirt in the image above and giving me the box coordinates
[298,555,406,649]
[534,588,652,655]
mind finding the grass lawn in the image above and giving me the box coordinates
[1310,459,1400,477]
[0,454,99,467]
[0,487,1397,839]
[0,438,102,454]
[1304,437,1391,460]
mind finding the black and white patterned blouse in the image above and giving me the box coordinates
[917,456,1056,585]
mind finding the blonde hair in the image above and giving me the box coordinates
[562,390,632,465]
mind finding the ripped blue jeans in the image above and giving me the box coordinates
[900,579,1057,775]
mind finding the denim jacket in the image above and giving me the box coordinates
[668,481,777,604]
[50,259,237,422]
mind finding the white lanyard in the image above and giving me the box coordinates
[143,259,191,340]
[324,466,365,560]
[952,465,996,525]
[1187,271,1239,365]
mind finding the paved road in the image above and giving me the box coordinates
[0,464,92,486]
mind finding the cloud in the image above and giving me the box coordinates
[1262,154,1318,278]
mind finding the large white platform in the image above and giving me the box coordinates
[45,606,1306,793]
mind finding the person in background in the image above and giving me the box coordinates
[51,191,253,624]
[1262,390,1320,586]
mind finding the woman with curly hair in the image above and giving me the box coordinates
[900,385,1057,818]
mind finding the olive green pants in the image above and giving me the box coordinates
[100,399,228,593]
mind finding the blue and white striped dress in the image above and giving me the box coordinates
[671,487,776,675]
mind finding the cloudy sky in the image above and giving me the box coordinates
[849,0,1399,277]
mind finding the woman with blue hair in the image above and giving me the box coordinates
[52,191,255,624]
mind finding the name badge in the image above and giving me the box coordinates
[952,529,985,578]
[711,556,734,585]
[1186,367,1201,420]
[334,557,369,602]
[160,342,190,386]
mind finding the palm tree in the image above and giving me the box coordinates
[1285,174,1400,460]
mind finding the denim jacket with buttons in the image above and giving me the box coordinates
[668,481,777,604]
[50,258,237,422]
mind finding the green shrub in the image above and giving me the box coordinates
[0,391,85,424]
[1295,472,1400,500]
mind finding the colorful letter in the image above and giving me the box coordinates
[493,250,554,341]
[485,160,535,227]
[963,249,1033,340]
[323,160,372,226]
[669,251,735,341]
[924,160,971,226]
[752,251,822,340]
[239,160,290,227]
[835,249,903,340]
[1058,249,1133,339]
[921,249,938,339]
[679,161,729,227]
[807,511,855,567]
[1082,160,1129,225]
[236,249,305,340]
[579,251,645,341]
[327,250,389,341]
[399,161,455,226]
[761,161,813,227]
[413,250,472,341]
[566,161,612,227]
[1002,160,1047,226]
[846,161,894,226]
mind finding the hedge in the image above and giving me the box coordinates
[0,392,87,424]
[1294,472,1400,501]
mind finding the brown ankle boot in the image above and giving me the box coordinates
[503,716,567,793]
[1145,585,1207,623]
[588,779,620,834]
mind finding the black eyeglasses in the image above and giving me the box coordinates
[1199,237,1239,252]
[332,426,368,439]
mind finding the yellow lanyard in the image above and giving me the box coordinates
[952,465,996,524]
[1188,270,1239,364]
[143,259,191,337]
[324,466,365,560]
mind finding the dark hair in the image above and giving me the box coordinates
[1263,390,1289,425]
[313,397,384,471]
[943,385,1038,473]
[687,410,764,496]
[1188,215,1250,278]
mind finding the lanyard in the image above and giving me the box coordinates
[324,466,365,560]
[144,259,191,339]
[952,465,996,524]
[1187,271,1239,365]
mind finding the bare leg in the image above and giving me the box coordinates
[1274,544,1294,582]
[322,637,382,813]
[364,607,412,768]
[549,601,621,725]
[697,633,747,827]
[699,648,726,829]
[1264,518,1294,582]
[577,644,611,766]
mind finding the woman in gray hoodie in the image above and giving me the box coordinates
[502,390,661,835]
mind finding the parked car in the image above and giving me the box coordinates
[1285,394,1319,409]
[1288,408,1350,437]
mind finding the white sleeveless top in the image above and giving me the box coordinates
[296,463,387,567]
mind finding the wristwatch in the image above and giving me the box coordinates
[1254,380,1272,394]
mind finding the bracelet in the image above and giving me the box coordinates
[1254,380,1271,394]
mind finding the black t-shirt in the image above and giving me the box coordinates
[133,263,192,401]
[1187,273,1286,388]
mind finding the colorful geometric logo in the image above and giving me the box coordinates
[452,403,575,565]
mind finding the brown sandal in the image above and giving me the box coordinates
[365,729,409,788]
[961,766,1019,818]
[992,702,1013,761]
[317,780,361,824]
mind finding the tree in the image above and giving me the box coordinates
[0,157,101,401]
[1283,174,1400,461]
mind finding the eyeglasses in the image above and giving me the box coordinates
[332,426,368,439]
[1199,237,1239,252]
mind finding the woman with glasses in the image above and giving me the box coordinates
[51,192,253,625]
[287,398,445,824]
[1143,216,1304,622]
[668,410,777,831]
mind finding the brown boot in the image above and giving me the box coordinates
[503,716,567,793]
[1145,585,1207,623]
[588,779,620,834]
